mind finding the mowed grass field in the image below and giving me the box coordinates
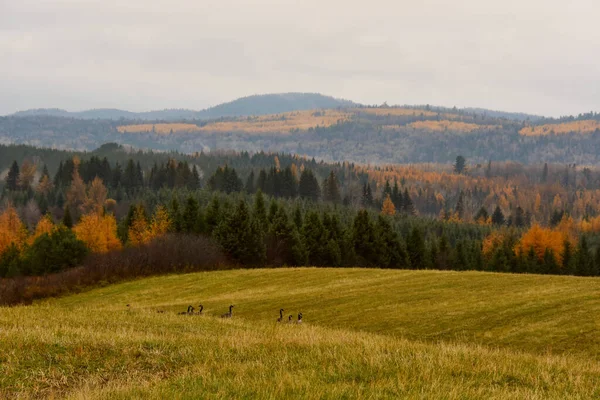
[1,268,600,398]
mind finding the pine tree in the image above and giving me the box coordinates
[62,205,73,229]
[190,165,201,190]
[491,206,505,226]
[302,211,328,266]
[245,171,255,194]
[402,188,415,215]
[575,236,592,276]
[322,171,341,204]
[204,196,221,234]
[562,239,575,275]
[293,205,303,230]
[298,169,320,201]
[253,190,268,229]
[352,210,376,266]
[6,161,19,191]
[391,180,402,210]
[182,196,202,234]
[214,200,266,265]
[454,155,466,174]
[455,191,465,220]
[406,227,426,269]
[267,207,305,266]
[542,162,548,183]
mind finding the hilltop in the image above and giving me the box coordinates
[1,268,599,398]
[9,93,356,121]
[4,98,600,164]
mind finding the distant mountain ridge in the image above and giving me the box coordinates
[10,93,357,121]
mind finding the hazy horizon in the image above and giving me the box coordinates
[2,0,600,117]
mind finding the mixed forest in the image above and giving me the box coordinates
[5,100,600,164]
[2,142,600,305]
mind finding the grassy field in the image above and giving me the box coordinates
[1,268,600,398]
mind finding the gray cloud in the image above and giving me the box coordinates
[1,0,599,116]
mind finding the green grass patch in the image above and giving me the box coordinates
[1,268,600,398]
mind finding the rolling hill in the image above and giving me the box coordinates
[9,93,356,121]
[2,268,600,398]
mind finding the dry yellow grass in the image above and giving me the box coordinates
[408,120,500,132]
[117,123,201,135]
[2,268,600,399]
[197,110,350,134]
[519,120,600,136]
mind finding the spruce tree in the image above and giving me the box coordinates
[204,196,221,234]
[406,227,425,269]
[491,206,505,226]
[322,171,341,204]
[6,161,19,191]
[455,191,465,220]
[267,208,306,266]
[302,211,327,265]
[214,200,266,265]
[402,188,415,215]
[62,205,73,229]
[169,197,184,233]
[575,236,592,276]
[182,196,201,234]
[293,205,303,230]
[253,190,268,229]
[245,171,255,194]
[298,169,320,202]
[352,210,376,266]
[562,239,575,275]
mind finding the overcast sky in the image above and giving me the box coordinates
[1,0,599,117]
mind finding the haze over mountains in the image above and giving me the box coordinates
[3,91,600,165]
[9,93,357,121]
[8,92,541,122]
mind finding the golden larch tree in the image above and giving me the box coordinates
[148,205,171,240]
[515,224,567,264]
[29,214,55,244]
[381,194,396,216]
[0,204,28,255]
[83,177,108,215]
[74,213,121,253]
[127,206,149,246]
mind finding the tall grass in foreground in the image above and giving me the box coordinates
[1,305,599,399]
[2,268,600,398]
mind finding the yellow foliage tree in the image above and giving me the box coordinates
[482,230,507,258]
[148,205,171,240]
[83,177,108,215]
[74,212,121,253]
[381,194,396,216]
[0,204,28,255]
[36,175,53,195]
[18,160,37,190]
[515,224,568,264]
[128,206,149,246]
[29,214,54,244]
[67,166,88,215]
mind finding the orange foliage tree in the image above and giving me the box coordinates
[127,206,149,246]
[148,205,171,239]
[514,224,569,264]
[0,204,28,255]
[29,214,55,244]
[381,194,396,216]
[74,212,121,253]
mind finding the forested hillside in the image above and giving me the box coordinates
[3,104,600,164]
[3,144,600,305]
